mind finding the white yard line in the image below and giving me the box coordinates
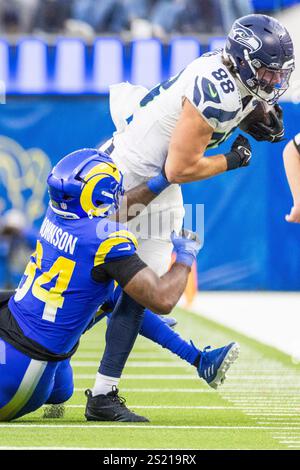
[0,424,299,430]
[74,374,196,380]
[0,447,201,450]
[74,353,170,360]
[73,388,212,393]
[72,361,184,368]
[54,404,235,410]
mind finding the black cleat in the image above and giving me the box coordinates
[85,386,149,422]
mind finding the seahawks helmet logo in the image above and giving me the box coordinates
[230,22,262,53]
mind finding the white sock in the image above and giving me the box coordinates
[92,372,119,396]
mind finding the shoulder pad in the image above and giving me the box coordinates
[185,64,240,128]
[94,229,138,266]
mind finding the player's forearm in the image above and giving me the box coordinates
[156,262,191,313]
[166,134,251,183]
[124,263,191,315]
[283,140,300,205]
[114,183,160,223]
[166,154,227,183]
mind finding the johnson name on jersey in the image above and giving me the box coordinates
[8,207,138,355]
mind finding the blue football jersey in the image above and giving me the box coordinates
[8,207,138,355]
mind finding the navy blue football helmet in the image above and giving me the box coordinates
[224,14,295,104]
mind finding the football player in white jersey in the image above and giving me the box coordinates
[283,133,300,223]
[99,13,295,276]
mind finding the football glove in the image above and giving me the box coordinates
[171,228,202,267]
[225,135,252,171]
[242,104,284,143]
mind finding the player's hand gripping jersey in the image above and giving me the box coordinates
[104,50,259,180]
[7,209,140,356]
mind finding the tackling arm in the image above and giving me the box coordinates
[124,229,200,314]
[114,183,160,223]
[93,229,201,314]
[124,262,190,315]
[283,138,300,223]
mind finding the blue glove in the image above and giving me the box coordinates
[171,229,202,267]
[146,166,170,195]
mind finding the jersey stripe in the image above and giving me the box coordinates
[94,233,137,266]
[108,230,138,248]
[0,359,47,421]
[193,76,201,107]
[202,106,240,123]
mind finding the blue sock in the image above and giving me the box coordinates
[99,291,145,378]
[140,309,200,366]
[105,286,200,367]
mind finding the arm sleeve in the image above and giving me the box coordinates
[92,253,147,288]
[293,133,300,155]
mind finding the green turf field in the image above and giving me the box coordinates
[0,307,300,450]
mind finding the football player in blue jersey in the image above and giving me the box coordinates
[0,148,239,422]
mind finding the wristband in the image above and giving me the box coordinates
[146,170,170,195]
[224,150,241,171]
[175,252,195,268]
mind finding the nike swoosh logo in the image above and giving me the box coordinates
[119,245,132,251]
[208,83,218,99]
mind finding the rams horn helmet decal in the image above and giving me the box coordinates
[47,148,124,219]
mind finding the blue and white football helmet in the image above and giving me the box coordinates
[224,14,295,104]
[47,149,124,219]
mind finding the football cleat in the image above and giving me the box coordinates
[43,404,65,419]
[85,387,149,422]
[197,342,240,389]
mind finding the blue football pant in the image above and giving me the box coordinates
[0,339,73,421]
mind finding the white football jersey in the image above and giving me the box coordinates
[102,49,258,179]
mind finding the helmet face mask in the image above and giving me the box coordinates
[243,56,294,103]
[47,149,124,220]
[225,14,295,105]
